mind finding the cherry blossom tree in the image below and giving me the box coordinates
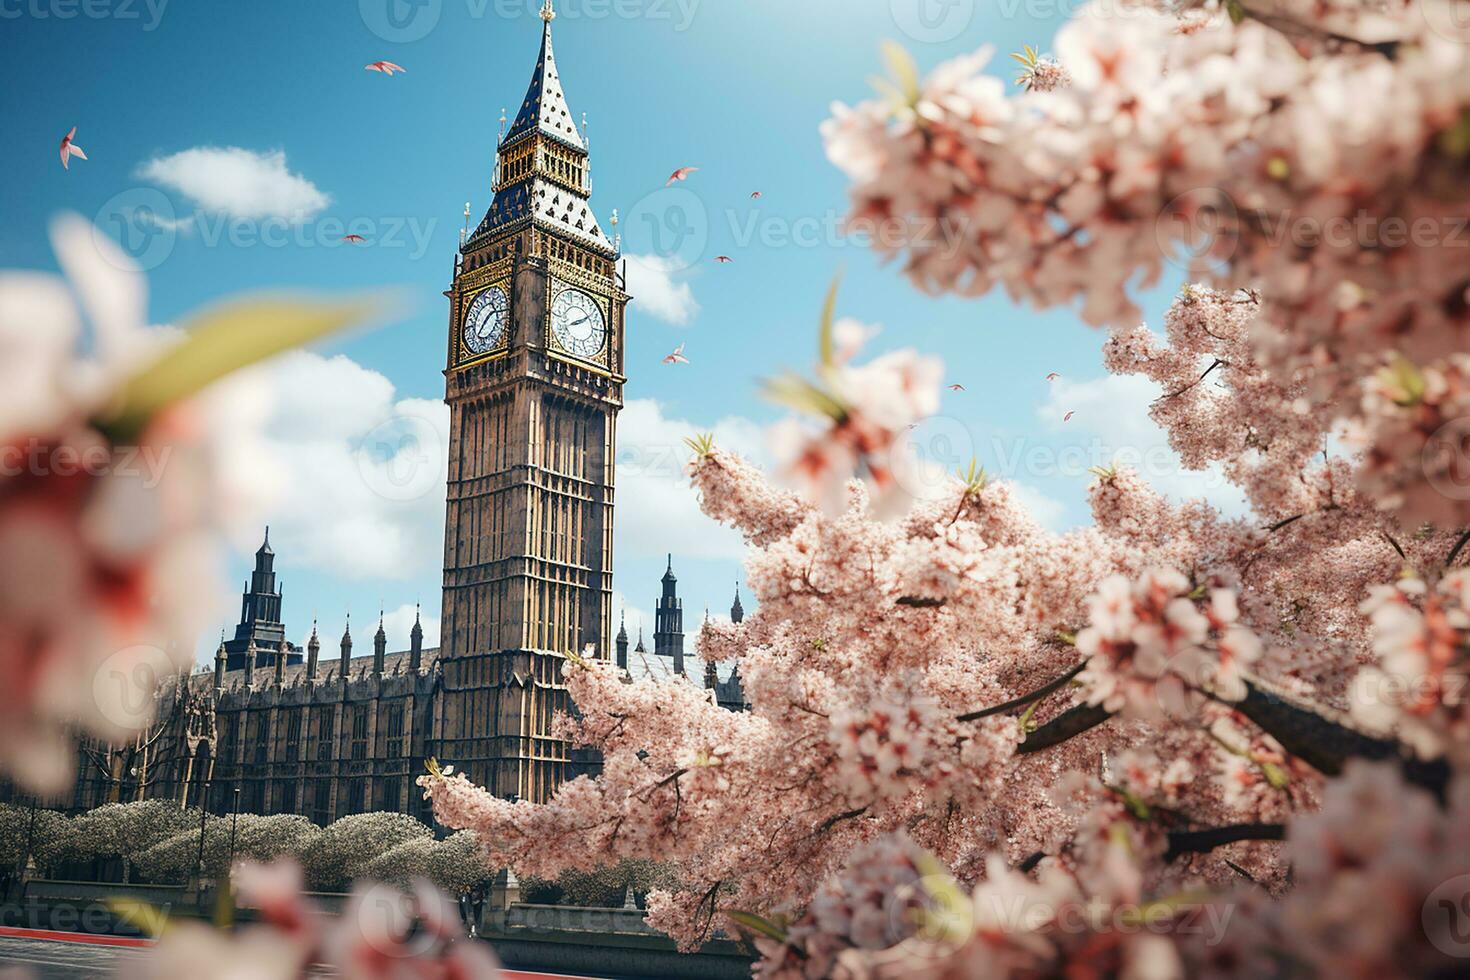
[419,3,1470,977]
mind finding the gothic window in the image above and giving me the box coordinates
[284,711,301,762]
[346,778,365,814]
[252,713,268,764]
[351,705,369,761]
[280,781,297,814]
[377,776,401,812]
[310,780,331,827]
[385,704,404,758]
[316,707,335,761]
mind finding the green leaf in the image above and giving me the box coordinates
[725,909,788,942]
[880,40,920,106]
[817,274,842,368]
[1225,0,1246,24]
[1379,353,1427,407]
[684,433,716,459]
[99,295,386,442]
[761,372,847,421]
[1438,108,1470,160]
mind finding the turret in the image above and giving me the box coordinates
[275,639,287,686]
[374,612,387,678]
[244,639,257,687]
[340,617,352,684]
[214,635,227,692]
[615,612,628,672]
[655,555,684,676]
[306,621,320,682]
[410,605,424,673]
[731,584,745,624]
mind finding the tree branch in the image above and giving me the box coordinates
[1015,701,1113,754]
[958,662,1086,723]
[1163,822,1284,862]
[1228,680,1449,796]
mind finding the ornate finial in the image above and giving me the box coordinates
[540,0,555,22]
[611,208,620,253]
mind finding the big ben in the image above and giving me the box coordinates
[439,0,627,802]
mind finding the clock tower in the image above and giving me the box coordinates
[439,0,628,803]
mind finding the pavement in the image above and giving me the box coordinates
[0,928,612,979]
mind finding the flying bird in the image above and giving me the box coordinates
[663,343,689,365]
[365,61,406,75]
[715,255,733,264]
[59,127,87,169]
[948,383,965,392]
[1064,411,1076,422]
[1046,372,1061,381]
[341,234,366,243]
[666,166,699,186]
[750,191,762,199]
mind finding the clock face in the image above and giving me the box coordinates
[550,288,607,360]
[463,285,509,355]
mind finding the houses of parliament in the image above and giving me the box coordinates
[24,1,747,820]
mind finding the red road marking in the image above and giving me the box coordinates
[0,928,604,978]
[0,927,154,949]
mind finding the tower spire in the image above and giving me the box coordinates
[540,0,555,22]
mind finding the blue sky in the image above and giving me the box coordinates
[4,0,1201,664]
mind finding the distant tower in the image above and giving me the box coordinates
[374,613,387,677]
[731,584,745,624]
[634,625,646,655]
[225,527,303,670]
[654,555,684,676]
[615,613,629,671]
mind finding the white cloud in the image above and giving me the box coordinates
[1038,374,1249,515]
[624,254,699,326]
[616,398,765,562]
[138,147,329,221]
[1008,481,1069,531]
[244,350,449,580]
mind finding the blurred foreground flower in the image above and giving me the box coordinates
[0,214,380,794]
[118,859,499,980]
[763,279,942,518]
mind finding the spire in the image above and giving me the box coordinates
[731,584,745,624]
[662,554,676,583]
[635,625,646,653]
[306,619,320,682]
[257,525,272,556]
[615,612,629,672]
[374,609,387,677]
[410,604,424,673]
[504,3,584,150]
[214,634,227,691]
